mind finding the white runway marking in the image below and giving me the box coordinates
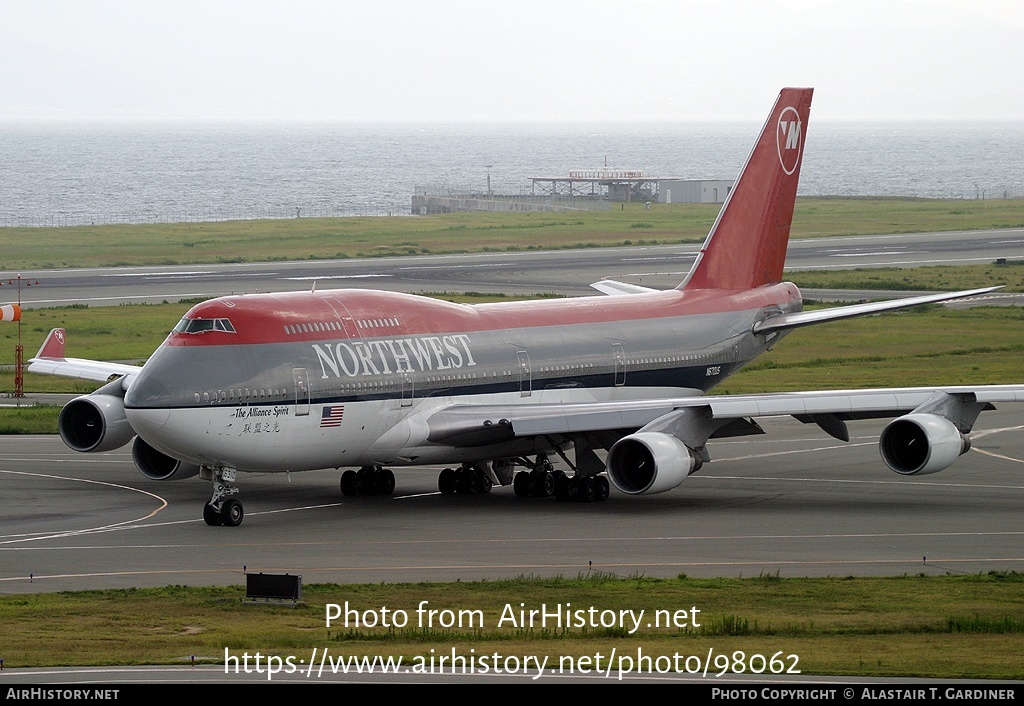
[280,274,392,280]
[828,250,921,257]
[790,255,1021,269]
[0,469,168,545]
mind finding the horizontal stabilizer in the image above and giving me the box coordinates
[590,280,659,296]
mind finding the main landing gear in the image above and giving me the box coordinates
[203,466,244,526]
[437,464,493,495]
[511,455,610,503]
[433,454,611,503]
[340,466,396,497]
[550,473,610,503]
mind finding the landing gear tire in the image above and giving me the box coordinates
[345,466,395,497]
[454,468,472,494]
[381,469,396,495]
[203,503,222,526]
[340,470,359,496]
[595,476,610,501]
[453,466,492,494]
[439,468,457,495]
[357,467,379,496]
[578,476,597,503]
[540,470,555,497]
[554,472,573,501]
[513,471,531,497]
[221,498,244,527]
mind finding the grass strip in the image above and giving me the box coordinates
[3,197,1022,270]
[1,574,1022,678]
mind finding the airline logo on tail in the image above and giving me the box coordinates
[776,106,804,175]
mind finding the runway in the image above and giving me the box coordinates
[16,227,1024,306]
[3,408,1023,593]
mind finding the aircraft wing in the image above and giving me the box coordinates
[425,384,1024,447]
[27,328,142,383]
[753,286,1001,334]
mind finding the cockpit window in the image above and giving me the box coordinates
[173,317,236,334]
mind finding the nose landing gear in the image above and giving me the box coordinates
[203,466,244,526]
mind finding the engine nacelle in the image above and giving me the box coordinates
[58,394,135,453]
[606,432,702,495]
[879,413,971,476]
[132,437,200,481]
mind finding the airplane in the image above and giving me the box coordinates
[29,87,1024,527]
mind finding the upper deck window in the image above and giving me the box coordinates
[173,317,237,335]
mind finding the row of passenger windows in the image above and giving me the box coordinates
[539,363,594,374]
[357,317,400,329]
[626,353,727,368]
[282,317,402,336]
[284,321,343,335]
[196,387,290,404]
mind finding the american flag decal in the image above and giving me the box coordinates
[320,405,345,427]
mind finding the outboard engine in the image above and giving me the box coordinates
[879,413,970,475]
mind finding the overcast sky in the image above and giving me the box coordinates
[2,0,1022,122]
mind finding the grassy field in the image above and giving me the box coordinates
[717,305,1024,393]
[795,262,1024,292]
[1,574,1021,678]
[2,197,1023,270]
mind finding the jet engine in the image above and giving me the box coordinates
[606,432,703,495]
[132,437,200,481]
[58,394,135,453]
[878,413,970,476]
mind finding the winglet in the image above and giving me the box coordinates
[681,87,813,291]
[35,328,67,360]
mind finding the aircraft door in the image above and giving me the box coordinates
[324,297,360,339]
[293,368,310,416]
[612,343,625,386]
[400,372,414,407]
[517,350,531,397]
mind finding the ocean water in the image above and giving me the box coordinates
[1,121,1021,226]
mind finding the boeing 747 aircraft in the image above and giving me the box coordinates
[30,88,1023,526]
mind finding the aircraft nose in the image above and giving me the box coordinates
[124,366,171,408]
[123,370,173,434]
[126,406,170,435]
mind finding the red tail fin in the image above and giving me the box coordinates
[35,328,67,360]
[681,87,813,291]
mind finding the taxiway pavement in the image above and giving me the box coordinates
[3,408,1023,593]
[15,228,1024,307]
